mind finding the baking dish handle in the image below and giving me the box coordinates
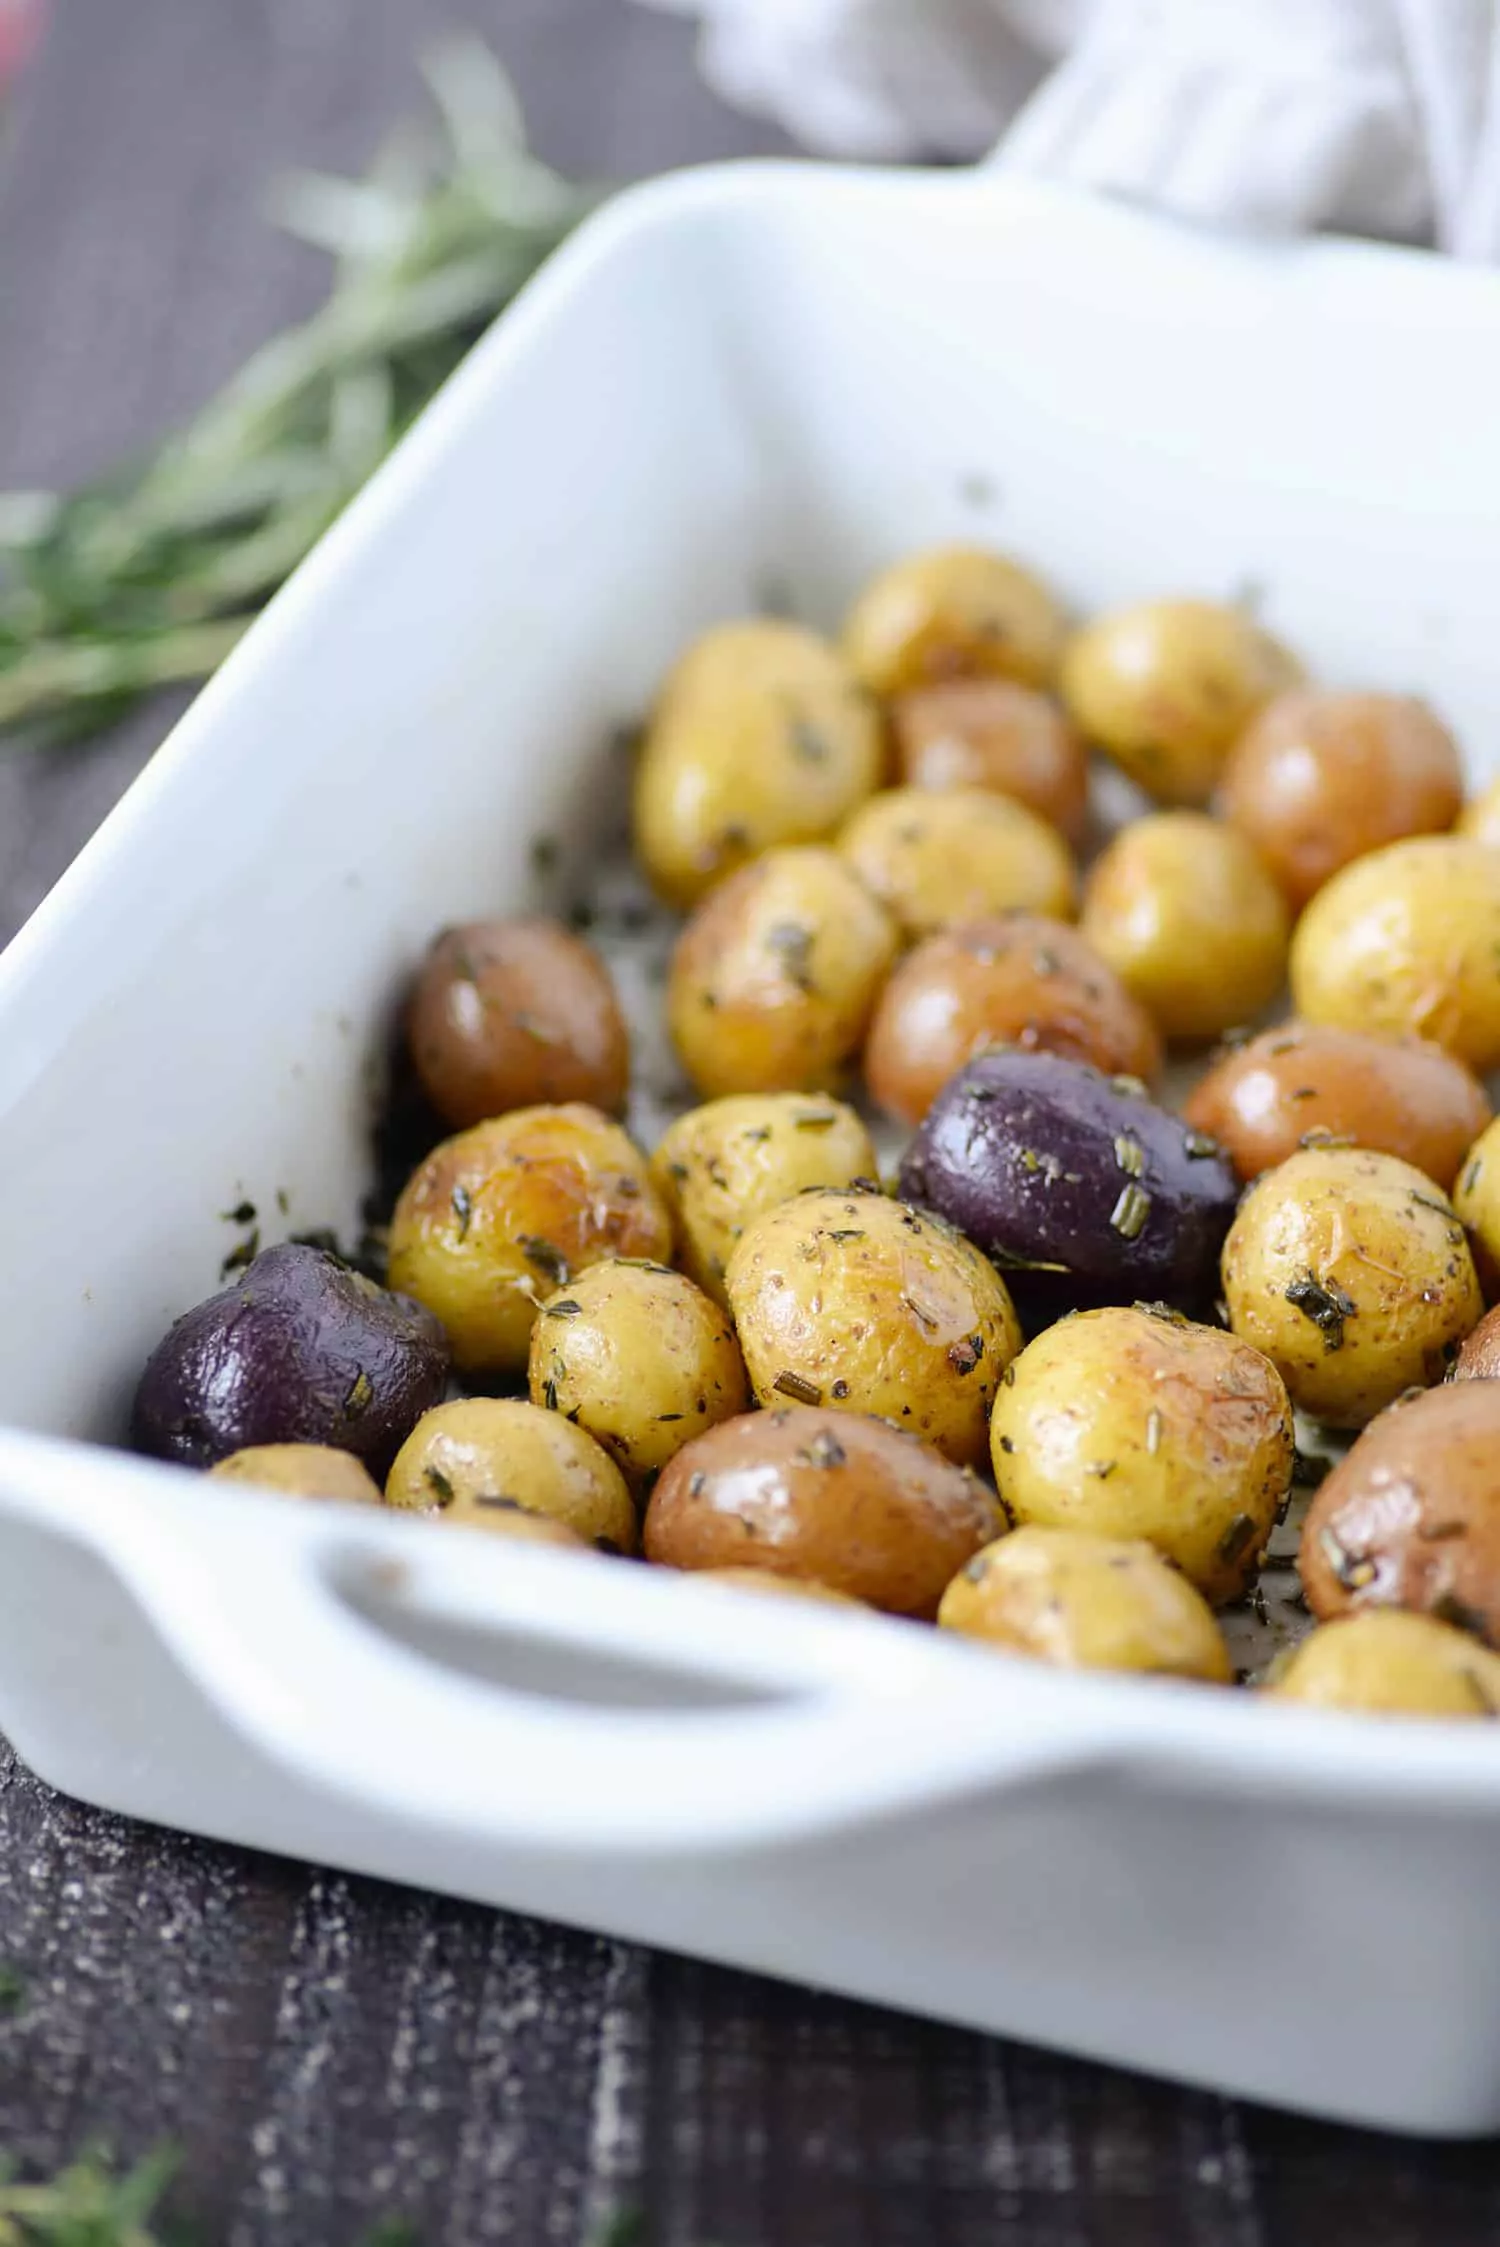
[0,1439,1122,1859]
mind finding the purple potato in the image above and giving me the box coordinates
[897,1050,1239,1323]
[132,1242,450,1474]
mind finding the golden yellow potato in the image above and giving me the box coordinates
[1458,775,1500,848]
[633,620,882,908]
[842,544,1067,697]
[939,1525,1232,1682]
[1221,1146,1482,1428]
[387,1105,673,1375]
[1290,837,1500,1072]
[527,1259,749,1488]
[724,1187,1022,1469]
[989,1307,1291,1604]
[1079,812,1291,1043]
[1060,598,1303,805]
[650,1093,878,1305]
[838,787,1077,941]
[1267,1611,1500,1719]
[1454,1115,1500,1292]
[385,1397,637,1551]
[692,1568,865,1609]
[209,1444,384,1504]
[667,847,898,1099]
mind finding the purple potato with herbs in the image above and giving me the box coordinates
[131,1242,450,1474]
[897,1049,1239,1324]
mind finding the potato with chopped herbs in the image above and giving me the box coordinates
[1267,1611,1500,1718]
[842,544,1067,697]
[1221,1146,1482,1427]
[724,1187,1021,1469]
[1079,813,1290,1043]
[405,917,629,1127]
[939,1524,1232,1681]
[645,1406,1004,1616]
[1290,837,1500,1071]
[385,1396,637,1551]
[1457,776,1500,847]
[865,914,1162,1127]
[1454,1305,1500,1380]
[838,786,1077,941]
[1183,1023,1492,1190]
[1299,1381,1500,1642]
[891,678,1090,842]
[633,620,883,909]
[1453,1116,1500,1292]
[650,1093,877,1305]
[208,1443,384,1504]
[667,846,898,1099]
[527,1259,748,1489]
[1060,598,1302,805]
[1221,689,1464,910]
[386,1104,672,1374]
[988,1307,1292,1604]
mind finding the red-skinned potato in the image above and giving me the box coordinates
[891,679,1089,843]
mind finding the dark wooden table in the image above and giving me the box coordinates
[2,5,1499,2240]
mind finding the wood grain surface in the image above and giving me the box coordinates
[3,5,1500,2241]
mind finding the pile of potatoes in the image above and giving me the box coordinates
[132,544,1500,1723]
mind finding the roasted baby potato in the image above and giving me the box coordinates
[385,1396,637,1551]
[1221,1147,1482,1427]
[387,1104,672,1375]
[633,620,882,908]
[864,914,1162,1127]
[1079,812,1290,1043]
[842,544,1067,697]
[891,678,1089,842]
[988,1307,1292,1604]
[527,1259,749,1488]
[1453,1116,1500,1291]
[208,1443,385,1504]
[692,1568,864,1608]
[1453,1305,1500,1381]
[839,786,1077,940]
[1221,689,1464,909]
[650,1093,877,1305]
[645,1406,1004,1616]
[1060,598,1302,805]
[667,846,898,1099]
[1290,837,1500,1071]
[1268,1611,1500,1718]
[939,1524,1232,1681]
[1457,776,1500,848]
[724,1187,1021,1469]
[1183,1023,1492,1190]
[897,1049,1239,1323]
[132,1243,450,1475]
[1299,1381,1500,1643]
[406,917,629,1127]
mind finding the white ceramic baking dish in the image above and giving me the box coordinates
[0,166,1498,2137]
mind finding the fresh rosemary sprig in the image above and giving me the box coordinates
[0,2143,177,2246]
[0,38,595,746]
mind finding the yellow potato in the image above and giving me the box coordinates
[633,620,882,908]
[667,846,898,1099]
[385,1397,637,1552]
[842,544,1067,696]
[724,1187,1022,1470]
[1221,1146,1482,1427]
[386,1105,673,1375]
[1453,1115,1500,1293]
[1060,598,1302,805]
[527,1259,749,1488]
[693,1568,865,1609]
[1267,1611,1500,1719]
[838,786,1077,941]
[650,1093,878,1305]
[1290,837,1500,1072]
[988,1306,1291,1604]
[209,1444,384,1504]
[1080,812,1290,1042]
[1457,776,1500,848]
[939,1525,1232,1682]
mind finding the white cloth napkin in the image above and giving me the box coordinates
[640,0,1500,258]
